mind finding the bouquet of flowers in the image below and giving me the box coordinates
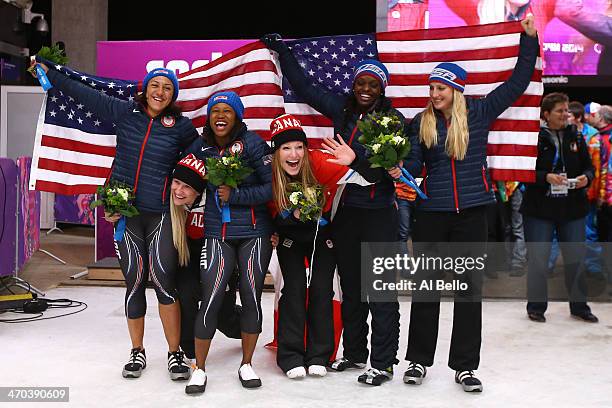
[286,182,324,222]
[90,181,139,217]
[205,154,253,188]
[357,112,410,169]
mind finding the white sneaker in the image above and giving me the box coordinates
[307,365,327,377]
[286,366,307,379]
[238,363,262,388]
[185,368,207,394]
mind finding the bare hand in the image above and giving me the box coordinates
[387,160,403,179]
[217,185,231,202]
[575,174,588,189]
[29,61,49,78]
[322,135,356,166]
[546,173,567,186]
[270,232,279,248]
[521,14,537,37]
[293,208,301,219]
[104,211,121,223]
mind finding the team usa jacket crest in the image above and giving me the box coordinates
[46,69,199,213]
[187,124,273,240]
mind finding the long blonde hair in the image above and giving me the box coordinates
[272,148,325,212]
[170,198,189,267]
[419,88,470,160]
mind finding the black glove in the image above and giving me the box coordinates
[261,33,286,53]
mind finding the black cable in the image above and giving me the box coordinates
[0,276,16,295]
[0,299,88,323]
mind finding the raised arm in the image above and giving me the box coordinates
[480,18,539,123]
[261,34,345,119]
[37,62,131,124]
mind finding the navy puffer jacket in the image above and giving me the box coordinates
[274,44,402,209]
[404,33,539,212]
[46,69,198,213]
[187,124,273,240]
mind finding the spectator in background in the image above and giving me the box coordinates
[595,105,612,289]
[396,183,416,243]
[585,102,603,129]
[569,101,603,278]
[521,92,598,324]
[504,182,528,275]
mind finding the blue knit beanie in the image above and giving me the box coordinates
[142,68,179,101]
[353,59,390,89]
[207,91,245,121]
[429,62,467,93]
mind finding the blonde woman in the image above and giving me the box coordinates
[267,114,380,380]
[171,155,244,366]
[391,16,539,392]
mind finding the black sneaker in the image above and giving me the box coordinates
[455,370,483,392]
[329,357,366,372]
[168,350,191,380]
[571,311,599,323]
[527,312,546,323]
[403,362,427,385]
[357,367,393,386]
[122,348,146,378]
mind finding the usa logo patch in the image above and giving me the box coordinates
[161,115,176,127]
[230,141,244,155]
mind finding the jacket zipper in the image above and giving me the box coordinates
[251,207,257,230]
[451,158,460,213]
[482,166,490,192]
[133,117,154,193]
[162,176,168,203]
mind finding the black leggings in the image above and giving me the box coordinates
[276,236,336,372]
[195,237,272,339]
[115,212,177,319]
[332,205,401,370]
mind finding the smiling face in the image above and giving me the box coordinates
[277,141,305,176]
[353,75,382,110]
[209,102,237,142]
[145,76,174,117]
[544,102,569,130]
[171,179,199,206]
[429,81,454,117]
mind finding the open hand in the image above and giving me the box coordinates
[322,135,356,166]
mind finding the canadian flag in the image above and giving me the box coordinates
[265,250,343,361]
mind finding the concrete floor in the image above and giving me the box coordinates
[2,286,611,408]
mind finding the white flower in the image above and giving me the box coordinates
[372,143,381,153]
[221,157,230,165]
[289,192,301,206]
[392,135,405,145]
[116,188,128,201]
[380,117,392,127]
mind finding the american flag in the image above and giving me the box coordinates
[30,21,541,194]
[29,62,138,194]
[280,21,542,182]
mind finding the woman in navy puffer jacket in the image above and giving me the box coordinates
[395,17,539,392]
[185,91,273,394]
[35,62,197,381]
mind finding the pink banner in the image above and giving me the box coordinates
[96,39,253,80]
[95,39,250,260]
